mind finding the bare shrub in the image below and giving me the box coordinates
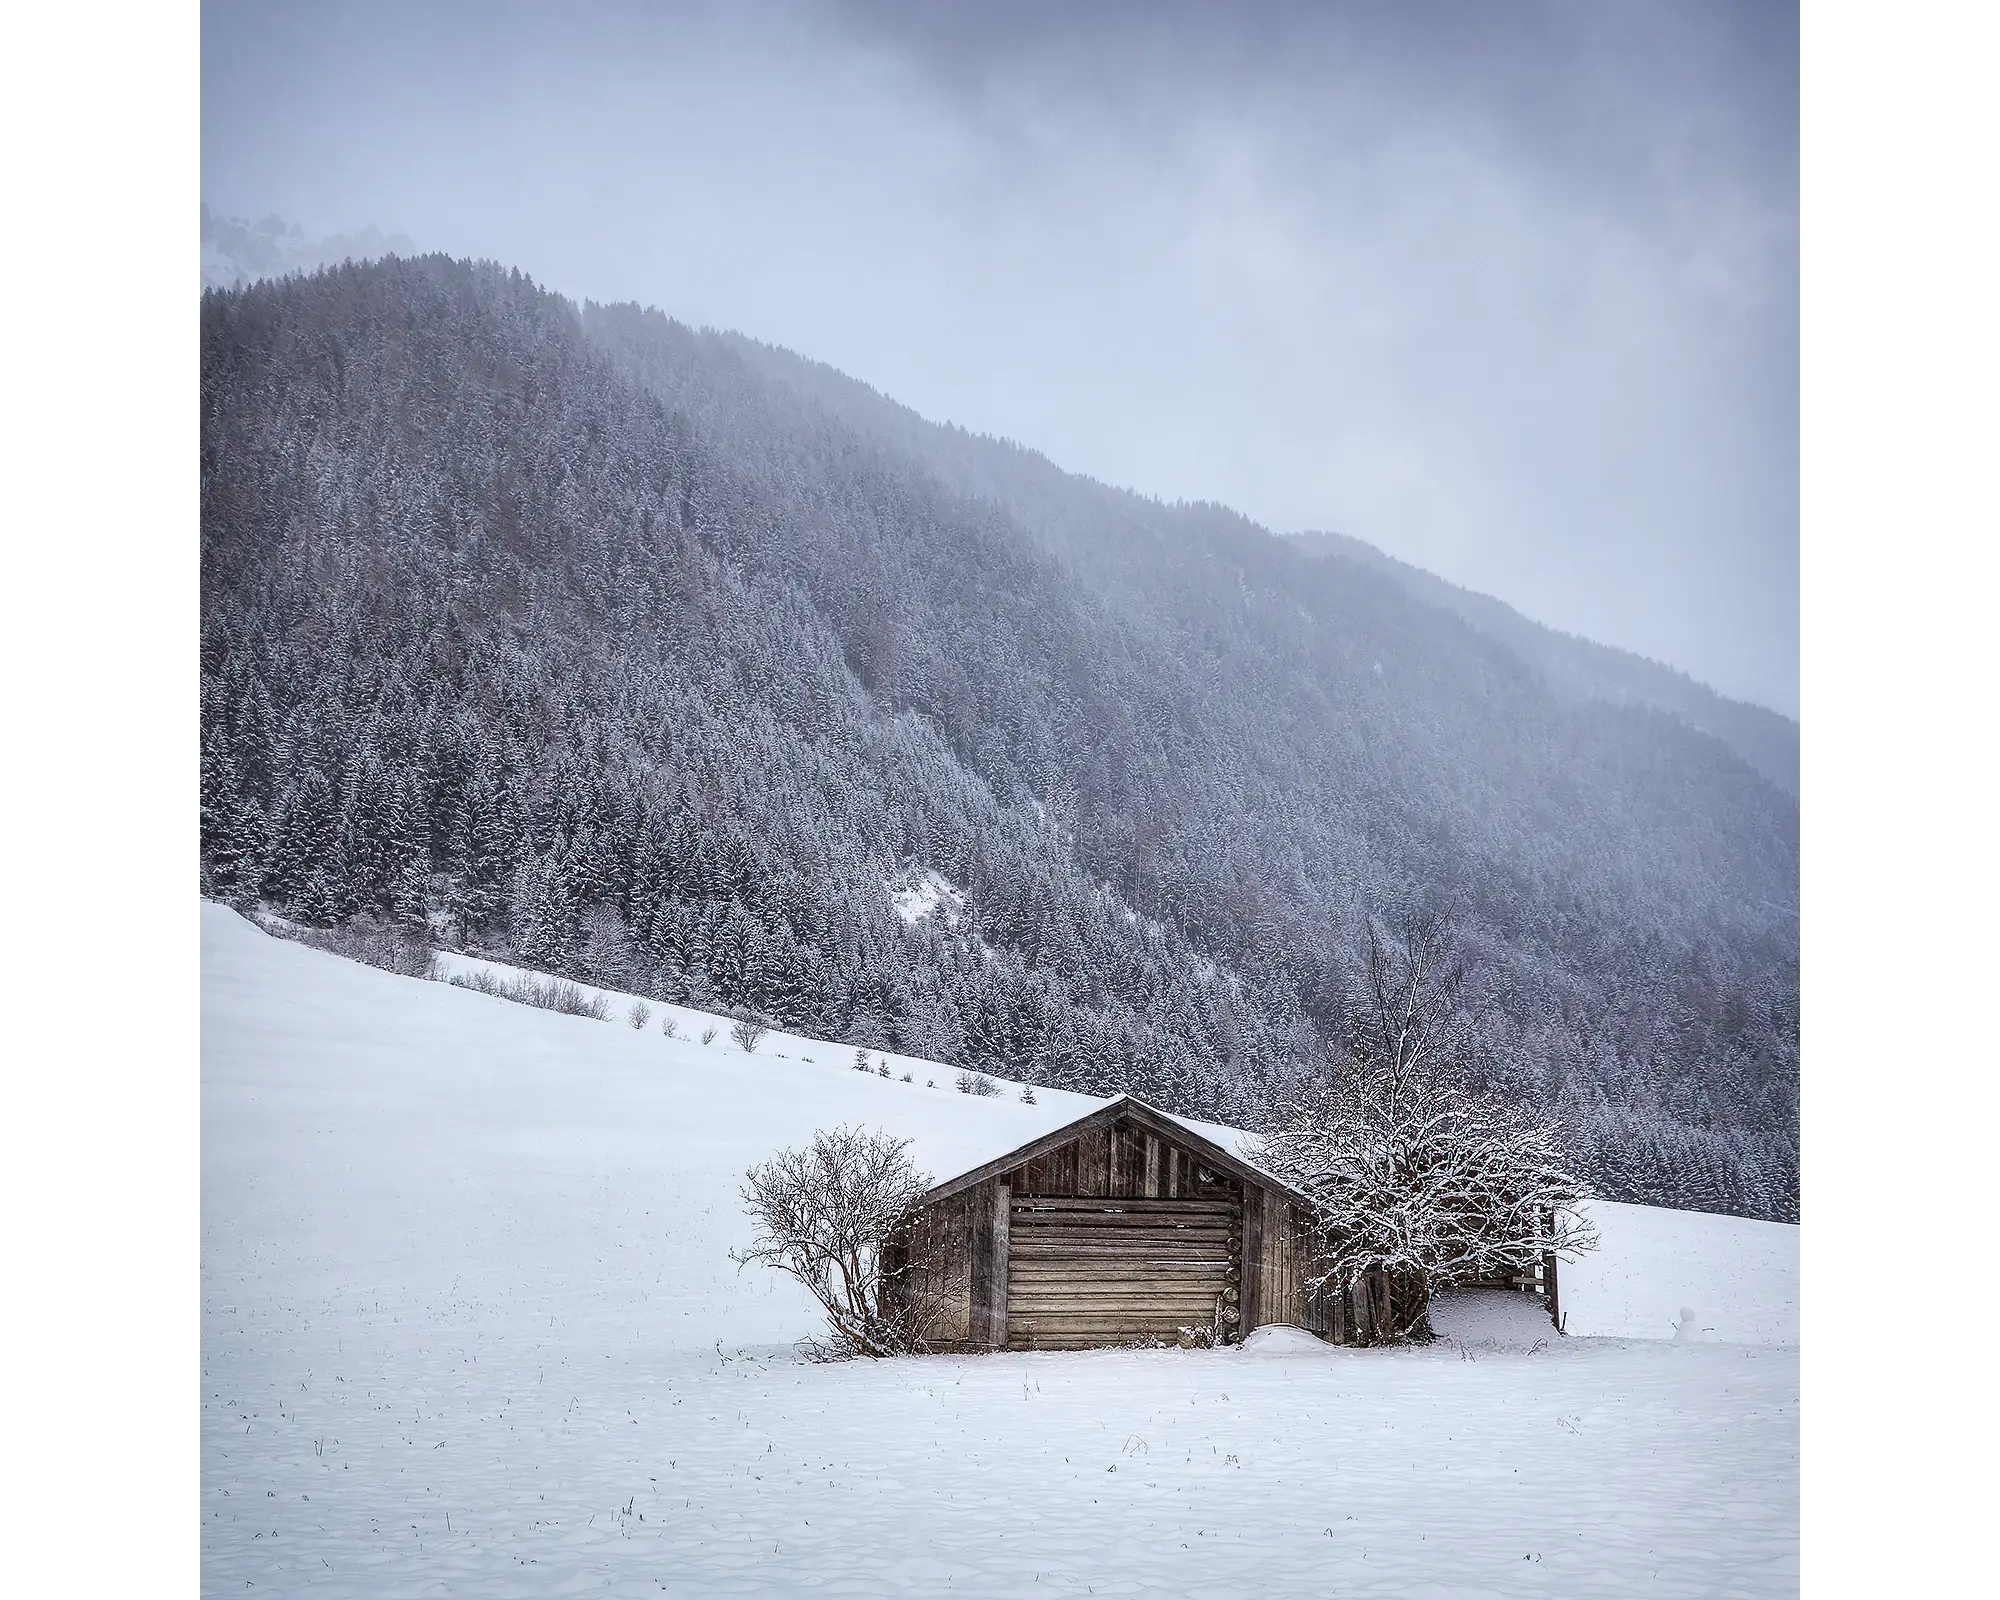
[629,1001,652,1030]
[264,914,437,981]
[955,1068,1000,1097]
[730,1016,770,1053]
[735,1129,963,1359]
[700,1025,719,1046]
[660,1015,681,1040]
[447,966,611,1019]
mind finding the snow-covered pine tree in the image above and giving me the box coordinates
[266,766,342,920]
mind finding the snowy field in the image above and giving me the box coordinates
[202,904,1798,1597]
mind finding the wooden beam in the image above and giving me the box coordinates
[1240,1187,1264,1333]
[968,1178,1013,1350]
[993,1181,1010,1349]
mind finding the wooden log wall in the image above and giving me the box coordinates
[1005,1193,1241,1350]
[904,1111,1501,1353]
[939,1116,1262,1351]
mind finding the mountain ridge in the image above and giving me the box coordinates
[199,254,1797,1219]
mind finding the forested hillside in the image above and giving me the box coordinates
[199,256,1798,1219]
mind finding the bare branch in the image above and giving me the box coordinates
[733,1127,958,1359]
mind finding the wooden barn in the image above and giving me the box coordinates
[883,1094,1478,1351]
[885,1095,1561,1351]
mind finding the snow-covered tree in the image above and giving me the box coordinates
[1255,912,1597,1339]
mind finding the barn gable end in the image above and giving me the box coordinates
[890,1096,1359,1352]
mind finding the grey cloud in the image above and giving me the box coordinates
[202,0,1797,712]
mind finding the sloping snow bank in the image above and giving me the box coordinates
[203,905,1797,1597]
[209,906,1112,1353]
[216,906,1798,1348]
[1564,1199,1799,1345]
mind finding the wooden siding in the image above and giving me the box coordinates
[1238,1192,1349,1342]
[1006,1194,1240,1350]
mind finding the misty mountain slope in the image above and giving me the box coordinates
[586,304,1795,930]
[1289,529,1799,795]
[646,319,1797,800]
[200,255,1796,1219]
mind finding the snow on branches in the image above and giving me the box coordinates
[734,1127,959,1359]
[1255,912,1596,1338]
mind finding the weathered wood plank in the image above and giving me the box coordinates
[1008,1268,1229,1284]
[967,1179,994,1346]
[968,1178,1013,1349]
[1009,1242,1232,1256]
[1010,1237,1235,1252]
[1009,1318,1215,1336]
[1008,1277,1228,1294]
[1010,1195,1238,1212]
[1012,1208,1235,1223]
[1011,1219,1234,1231]
[1013,1237,1234,1249]
[1011,1284,1228,1299]
[1010,1226,1233,1240]
[1009,1261,1232,1276]
[1240,1185,1264,1331]
[1077,1128,1108,1196]
[1008,1258,1232,1274]
[1009,1215,1234,1228]
[1014,1314,1212,1326]
[1015,1305,1226,1319]
[1009,1231,1235,1247]
[992,1182,1009,1349]
[1121,1123,1147,1197]
[1011,1278,1229,1295]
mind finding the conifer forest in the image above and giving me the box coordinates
[199,257,1799,1221]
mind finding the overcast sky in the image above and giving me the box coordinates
[202,0,1798,714]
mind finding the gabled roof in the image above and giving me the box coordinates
[914,1094,1312,1209]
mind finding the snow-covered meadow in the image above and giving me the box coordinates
[202,904,1797,1596]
